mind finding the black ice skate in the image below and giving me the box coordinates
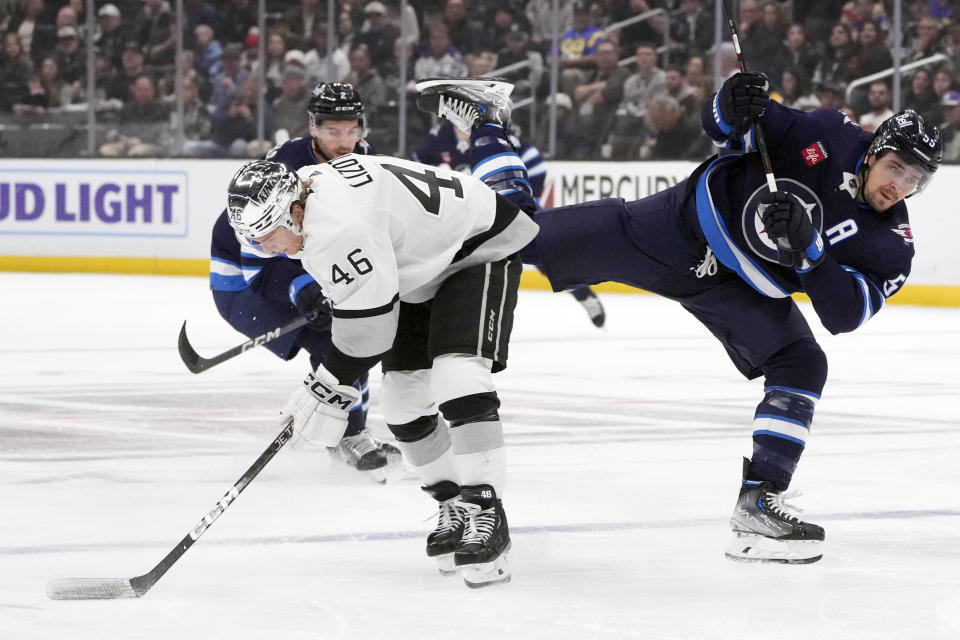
[422,480,467,575]
[329,431,389,482]
[725,458,825,564]
[578,289,606,328]
[415,77,514,133]
[454,484,511,588]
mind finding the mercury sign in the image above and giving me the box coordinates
[0,167,188,237]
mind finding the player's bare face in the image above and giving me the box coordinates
[312,119,361,160]
[863,153,923,211]
[251,226,302,256]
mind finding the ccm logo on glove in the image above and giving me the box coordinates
[304,372,357,410]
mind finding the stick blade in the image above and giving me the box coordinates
[46,577,142,600]
[177,321,207,374]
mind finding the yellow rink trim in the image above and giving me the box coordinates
[2,255,960,308]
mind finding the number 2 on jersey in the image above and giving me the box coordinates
[332,248,373,285]
[382,163,463,216]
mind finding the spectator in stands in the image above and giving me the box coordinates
[193,23,222,79]
[100,75,168,156]
[94,4,127,69]
[637,93,706,160]
[185,75,268,157]
[670,0,713,60]
[357,1,400,80]
[618,0,667,58]
[906,15,944,63]
[336,9,357,56]
[497,26,543,101]
[210,43,248,116]
[258,31,291,97]
[413,22,466,81]
[905,67,941,124]
[937,89,960,161]
[780,22,820,81]
[684,54,705,88]
[384,0,420,51]
[793,0,845,43]
[546,91,594,160]
[663,64,696,116]
[751,0,788,82]
[304,23,349,86]
[38,55,78,107]
[858,80,894,132]
[490,7,524,54]
[527,0,573,52]
[344,43,386,110]
[735,0,762,60]
[220,0,257,47]
[443,0,484,57]
[778,66,820,111]
[12,72,48,115]
[54,4,79,38]
[816,82,847,111]
[14,0,55,65]
[813,22,857,92]
[105,40,144,102]
[554,1,604,96]
[137,0,176,67]
[1,29,33,111]
[284,0,324,51]
[604,41,663,159]
[164,78,211,155]
[52,25,84,84]
[272,64,310,139]
[934,67,954,103]
[855,19,892,77]
[574,39,627,138]
[182,0,218,50]
[841,0,888,36]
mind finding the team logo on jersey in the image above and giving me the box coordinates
[892,223,914,244]
[742,179,824,264]
[802,142,828,166]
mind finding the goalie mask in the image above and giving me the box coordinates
[226,160,304,239]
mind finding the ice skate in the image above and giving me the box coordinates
[415,77,514,132]
[725,458,824,564]
[422,481,467,575]
[578,289,606,328]
[454,485,511,588]
[329,431,389,483]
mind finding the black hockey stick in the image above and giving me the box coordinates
[721,0,778,193]
[46,419,296,600]
[178,310,317,374]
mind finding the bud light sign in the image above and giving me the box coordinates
[0,167,188,237]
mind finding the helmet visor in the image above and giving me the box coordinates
[887,151,935,197]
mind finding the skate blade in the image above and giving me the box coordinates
[414,78,514,98]
[458,546,512,589]
[725,532,823,564]
[432,553,458,577]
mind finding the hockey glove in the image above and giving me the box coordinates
[759,191,825,270]
[294,281,332,332]
[281,364,361,447]
[718,72,770,138]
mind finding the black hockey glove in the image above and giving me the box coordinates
[759,191,825,270]
[295,281,332,332]
[718,72,770,138]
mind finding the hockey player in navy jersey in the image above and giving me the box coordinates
[411,104,607,328]
[209,82,396,479]
[422,73,942,564]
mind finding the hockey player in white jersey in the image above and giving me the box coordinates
[225,121,537,587]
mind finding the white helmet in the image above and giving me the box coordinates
[226,160,303,238]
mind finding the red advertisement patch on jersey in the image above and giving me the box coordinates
[802,142,828,167]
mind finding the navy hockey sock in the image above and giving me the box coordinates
[750,386,818,490]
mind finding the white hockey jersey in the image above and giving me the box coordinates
[294,154,539,360]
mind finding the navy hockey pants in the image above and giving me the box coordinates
[525,180,828,489]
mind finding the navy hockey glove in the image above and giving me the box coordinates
[759,191,825,270]
[718,72,769,138]
[294,281,332,332]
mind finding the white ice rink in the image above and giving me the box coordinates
[1,272,959,640]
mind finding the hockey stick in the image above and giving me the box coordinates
[46,419,296,600]
[721,0,777,193]
[178,310,318,374]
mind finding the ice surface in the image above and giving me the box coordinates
[1,273,959,639]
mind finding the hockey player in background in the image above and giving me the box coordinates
[429,73,941,564]
[209,82,397,479]
[224,79,533,588]
[412,115,607,328]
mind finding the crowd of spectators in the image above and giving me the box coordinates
[2,0,960,161]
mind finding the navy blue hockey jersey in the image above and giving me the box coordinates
[696,98,915,335]
[209,136,375,305]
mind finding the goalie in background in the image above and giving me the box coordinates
[209,82,398,480]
